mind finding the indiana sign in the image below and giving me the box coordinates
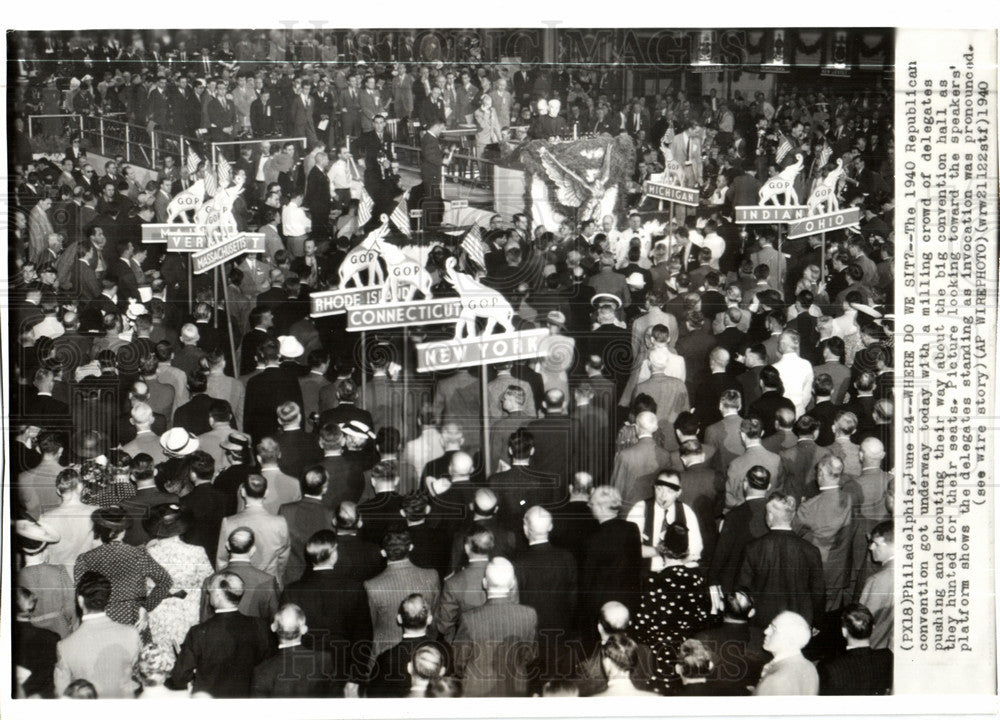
[191,233,265,274]
[416,328,549,372]
[786,207,861,239]
[735,205,809,223]
[643,181,699,207]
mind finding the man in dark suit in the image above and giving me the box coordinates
[279,529,373,682]
[549,472,601,567]
[737,492,826,630]
[288,80,319,146]
[574,600,657,696]
[514,506,577,684]
[334,502,386,583]
[172,372,215,438]
[781,416,829,501]
[453,558,538,697]
[22,367,70,421]
[356,114,395,189]
[278,467,336,586]
[315,423,368,512]
[365,594,447,698]
[689,588,768,693]
[240,306,275,375]
[707,465,771,592]
[357,460,405,546]
[304,151,333,238]
[818,603,893,695]
[579,487,643,632]
[244,341,304,443]
[274,402,322,481]
[572,383,613,481]
[169,572,274,697]
[252,603,344,697]
[526,390,577,501]
[179,451,231,560]
[417,120,447,225]
[317,379,374,431]
[13,586,60,698]
[488,430,560,536]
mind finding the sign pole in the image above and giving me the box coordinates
[213,266,219,328]
[402,327,410,443]
[668,201,675,259]
[820,231,827,286]
[220,264,240,376]
[187,256,193,312]
[481,363,491,479]
[360,330,368,407]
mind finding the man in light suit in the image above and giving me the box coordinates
[670,120,703,187]
[704,389,748,475]
[452,557,538,697]
[358,75,387,133]
[434,524,495,642]
[364,530,441,661]
[725,416,784,511]
[53,572,140,698]
[216,474,291,583]
[610,411,670,513]
[201,528,281,622]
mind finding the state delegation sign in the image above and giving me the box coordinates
[347,299,462,332]
[786,207,861,239]
[735,205,809,224]
[142,223,197,243]
[310,287,385,317]
[191,233,265,274]
[416,328,549,372]
[643,181,700,207]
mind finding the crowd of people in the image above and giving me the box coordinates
[9,28,896,701]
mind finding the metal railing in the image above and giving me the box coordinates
[27,113,83,140]
[79,115,202,170]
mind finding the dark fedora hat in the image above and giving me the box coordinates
[143,503,192,539]
[91,506,130,535]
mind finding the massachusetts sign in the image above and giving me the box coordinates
[735,205,809,223]
[642,181,700,207]
[416,328,549,372]
[347,299,462,332]
[191,233,265,274]
[786,207,861,239]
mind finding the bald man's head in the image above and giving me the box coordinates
[764,611,812,655]
[599,601,631,634]
[523,506,553,541]
[636,411,659,436]
[709,346,730,370]
[473,488,499,516]
[483,557,517,595]
[449,451,474,478]
[271,603,307,641]
[860,437,885,465]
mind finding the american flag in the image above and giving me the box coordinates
[461,225,487,271]
[817,144,833,169]
[186,150,201,175]
[357,187,374,226]
[390,194,411,237]
[217,156,232,188]
[775,131,793,164]
[204,167,218,197]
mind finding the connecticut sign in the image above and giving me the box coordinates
[416,328,549,372]
[347,299,463,332]
[735,205,809,224]
[643,181,699,207]
[786,208,861,239]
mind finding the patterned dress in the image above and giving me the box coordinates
[145,536,215,650]
[632,564,713,695]
[74,541,174,627]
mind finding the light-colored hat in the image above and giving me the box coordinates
[591,293,623,310]
[546,310,567,328]
[220,431,252,451]
[15,519,61,545]
[849,302,883,319]
[278,335,304,359]
[160,427,200,457]
[125,301,148,320]
[342,420,376,440]
[626,272,647,289]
